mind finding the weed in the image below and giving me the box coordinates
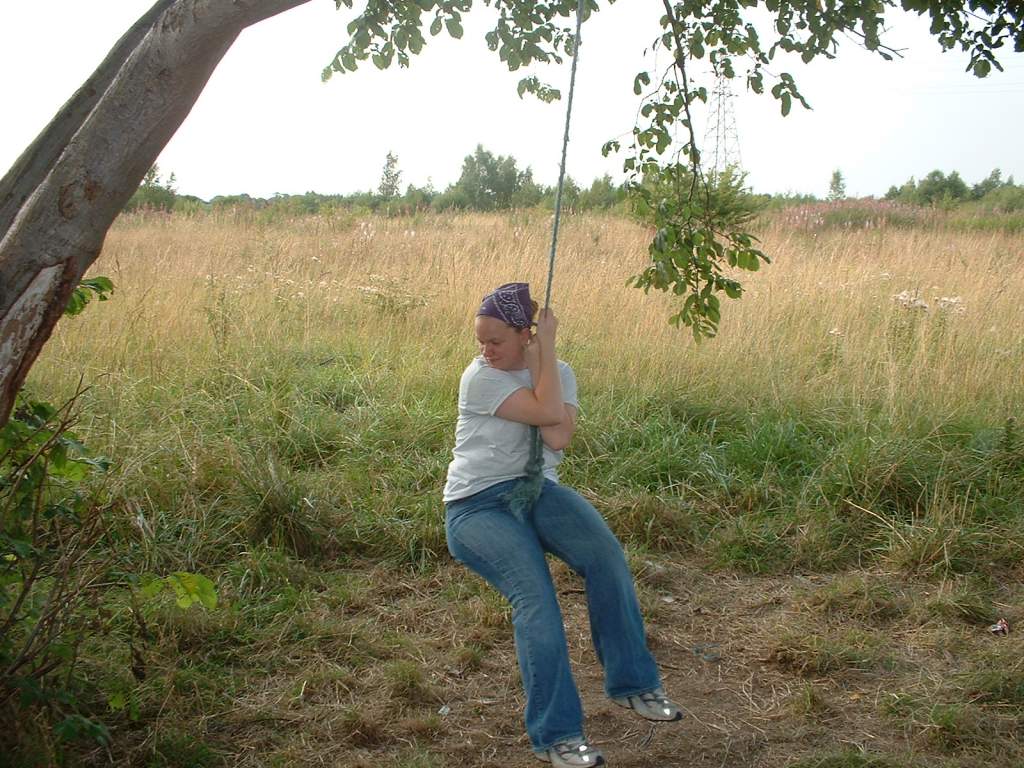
[956,661,1024,710]
[807,573,906,624]
[922,575,996,625]
[881,693,1013,751]
[398,712,444,741]
[712,513,795,574]
[147,729,220,767]
[389,747,444,768]
[454,643,486,672]
[384,660,431,702]
[786,682,834,718]
[337,705,386,747]
[770,627,894,677]
[239,454,335,561]
[787,749,904,768]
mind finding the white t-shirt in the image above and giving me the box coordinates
[442,356,579,503]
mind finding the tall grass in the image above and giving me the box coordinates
[27,209,1024,575]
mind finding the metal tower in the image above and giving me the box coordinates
[703,71,742,177]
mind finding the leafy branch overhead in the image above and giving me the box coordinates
[324,0,592,101]
[325,0,1020,337]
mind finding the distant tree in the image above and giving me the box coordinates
[886,170,974,206]
[915,170,969,205]
[578,174,625,211]
[510,167,544,208]
[543,174,581,211]
[430,185,471,211]
[210,193,263,210]
[378,151,402,199]
[827,169,846,202]
[885,177,917,202]
[971,168,1003,199]
[124,163,177,211]
[449,145,536,211]
[401,182,434,212]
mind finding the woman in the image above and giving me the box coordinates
[443,282,682,768]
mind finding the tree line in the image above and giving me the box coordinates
[883,168,1023,211]
[127,152,1024,219]
[125,144,628,216]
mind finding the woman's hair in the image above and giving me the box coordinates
[528,299,539,324]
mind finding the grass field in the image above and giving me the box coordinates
[9,208,1024,766]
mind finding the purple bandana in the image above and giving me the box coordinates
[477,282,533,329]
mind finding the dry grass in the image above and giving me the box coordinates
[37,209,1024,421]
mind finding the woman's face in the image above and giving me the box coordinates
[475,315,529,370]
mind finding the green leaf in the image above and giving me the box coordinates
[108,692,126,712]
[54,715,110,746]
[7,538,34,559]
[408,30,424,55]
[140,577,164,601]
[633,71,650,95]
[430,16,442,36]
[83,276,113,293]
[167,572,218,610]
[445,18,463,39]
[64,289,88,317]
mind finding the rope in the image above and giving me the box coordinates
[505,0,586,523]
[544,0,585,311]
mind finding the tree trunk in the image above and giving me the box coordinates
[0,0,179,237]
[0,0,311,427]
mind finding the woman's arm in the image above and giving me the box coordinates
[540,404,577,451]
[494,309,562,426]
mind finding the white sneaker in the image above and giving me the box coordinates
[536,737,606,767]
[612,687,683,722]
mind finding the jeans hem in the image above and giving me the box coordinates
[532,732,586,754]
[607,683,662,700]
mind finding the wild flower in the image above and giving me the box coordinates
[358,274,430,315]
[893,289,929,311]
[936,296,966,314]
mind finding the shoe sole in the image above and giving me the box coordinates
[535,755,606,767]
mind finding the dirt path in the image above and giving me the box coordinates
[425,559,865,768]
[167,556,1020,768]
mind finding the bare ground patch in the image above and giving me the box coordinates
[66,555,1022,768]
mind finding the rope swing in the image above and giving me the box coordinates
[504,0,587,522]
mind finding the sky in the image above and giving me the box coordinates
[2,1,1022,200]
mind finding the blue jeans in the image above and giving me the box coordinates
[445,478,662,752]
